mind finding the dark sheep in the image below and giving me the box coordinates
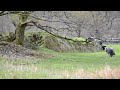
[105,47,115,57]
[102,45,106,50]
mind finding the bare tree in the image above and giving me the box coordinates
[1,11,88,45]
[1,11,120,46]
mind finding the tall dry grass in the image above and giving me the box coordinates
[61,65,120,79]
[1,62,120,79]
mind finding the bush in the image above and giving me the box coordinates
[0,32,15,42]
[24,33,44,50]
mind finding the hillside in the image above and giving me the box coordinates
[0,44,120,79]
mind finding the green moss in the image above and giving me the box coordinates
[72,37,86,42]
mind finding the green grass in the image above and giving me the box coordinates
[0,44,120,79]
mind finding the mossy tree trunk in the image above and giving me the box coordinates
[15,13,29,46]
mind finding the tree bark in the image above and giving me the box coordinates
[15,24,26,45]
[15,13,29,46]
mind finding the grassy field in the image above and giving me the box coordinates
[0,44,120,79]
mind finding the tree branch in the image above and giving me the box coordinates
[31,21,87,42]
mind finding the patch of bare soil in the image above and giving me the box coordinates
[0,42,54,60]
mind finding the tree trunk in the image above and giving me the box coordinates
[15,13,29,46]
[15,24,26,45]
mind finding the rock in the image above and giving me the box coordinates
[43,35,102,52]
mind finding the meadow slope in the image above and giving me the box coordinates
[0,45,120,79]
